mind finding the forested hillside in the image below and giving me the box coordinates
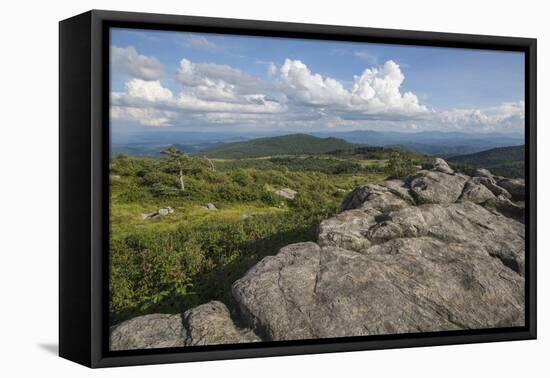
[201,134,356,158]
[448,145,524,178]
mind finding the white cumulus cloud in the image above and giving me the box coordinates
[175,58,269,98]
[111,46,164,81]
[279,59,351,107]
[278,59,427,116]
[437,100,525,133]
[110,106,175,127]
[350,60,427,114]
[124,79,174,102]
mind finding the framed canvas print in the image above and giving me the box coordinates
[59,10,537,368]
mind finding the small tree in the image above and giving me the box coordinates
[161,146,188,191]
[387,151,413,178]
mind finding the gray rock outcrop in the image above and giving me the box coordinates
[232,240,523,341]
[233,158,525,340]
[408,170,469,204]
[110,301,258,350]
[183,301,260,346]
[110,314,186,351]
[432,157,454,174]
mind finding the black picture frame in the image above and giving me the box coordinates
[59,9,537,368]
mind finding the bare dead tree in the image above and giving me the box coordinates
[204,155,216,172]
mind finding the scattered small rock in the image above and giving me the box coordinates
[142,207,174,220]
[274,188,297,200]
[158,207,173,216]
[202,203,218,211]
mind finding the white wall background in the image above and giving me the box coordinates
[0,0,546,376]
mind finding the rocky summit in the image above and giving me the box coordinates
[110,158,525,349]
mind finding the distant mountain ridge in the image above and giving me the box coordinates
[200,134,357,158]
[313,130,524,157]
[112,128,524,158]
[448,145,525,178]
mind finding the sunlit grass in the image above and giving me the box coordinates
[110,201,286,238]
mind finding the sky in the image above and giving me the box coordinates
[110,27,525,135]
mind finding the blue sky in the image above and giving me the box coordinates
[110,27,525,134]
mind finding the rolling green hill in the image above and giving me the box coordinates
[200,134,356,158]
[448,145,524,178]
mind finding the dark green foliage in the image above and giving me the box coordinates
[110,209,328,324]
[268,156,365,174]
[329,145,429,162]
[386,151,417,178]
[201,134,356,158]
[260,190,280,206]
[448,145,524,178]
[230,169,253,186]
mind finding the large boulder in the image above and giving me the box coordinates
[468,176,512,199]
[432,157,454,174]
[110,314,186,351]
[183,301,260,346]
[339,182,411,213]
[367,202,525,275]
[318,209,377,252]
[459,178,496,203]
[232,240,524,341]
[110,301,258,350]
[408,170,468,204]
